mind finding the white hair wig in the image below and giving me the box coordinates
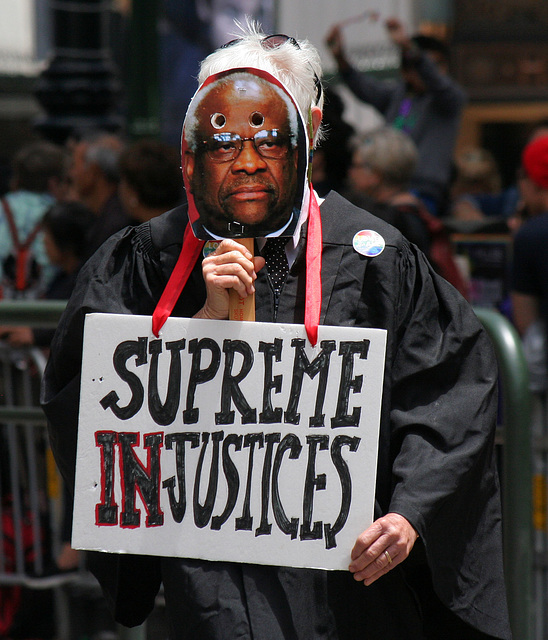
[197,19,324,144]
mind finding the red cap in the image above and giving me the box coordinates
[523,134,548,190]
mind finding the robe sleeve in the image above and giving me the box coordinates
[387,243,509,638]
[42,225,165,486]
[41,224,165,626]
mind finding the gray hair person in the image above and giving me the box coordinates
[79,130,124,185]
[351,126,419,194]
[68,130,131,258]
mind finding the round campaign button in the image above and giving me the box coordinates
[352,230,385,257]
[203,240,220,258]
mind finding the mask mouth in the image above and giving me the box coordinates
[202,210,296,240]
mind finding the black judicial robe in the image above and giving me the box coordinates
[41,191,511,639]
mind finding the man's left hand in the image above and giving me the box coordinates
[349,512,418,585]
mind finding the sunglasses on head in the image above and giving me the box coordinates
[220,33,323,105]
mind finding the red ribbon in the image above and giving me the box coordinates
[151,223,204,337]
[304,186,322,346]
[151,186,322,345]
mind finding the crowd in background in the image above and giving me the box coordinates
[1,11,548,639]
[0,134,184,337]
[0,15,543,336]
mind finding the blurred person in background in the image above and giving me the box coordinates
[344,126,467,296]
[344,126,430,253]
[0,199,106,639]
[511,135,548,393]
[504,119,548,234]
[68,130,132,260]
[311,86,356,197]
[0,141,69,299]
[326,16,466,216]
[197,0,267,50]
[118,138,184,223]
[0,201,95,349]
[449,147,519,221]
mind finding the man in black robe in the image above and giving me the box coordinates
[42,24,511,640]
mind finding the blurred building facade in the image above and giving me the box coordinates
[452,0,548,187]
[1,0,548,192]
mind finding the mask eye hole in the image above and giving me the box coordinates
[211,113,226,129]
[249,111,265,128]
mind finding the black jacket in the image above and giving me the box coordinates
[41,191,510,639]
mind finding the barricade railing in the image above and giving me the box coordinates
[474,306,535,640]
[0,299,67,327]
[0,300,149,640]
[0,342,64,586]
[0,339,87,640]
[0,302,69,592]
[530,391,548,639]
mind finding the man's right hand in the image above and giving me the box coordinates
[325,25,348,69]
[325,25,342,56]
[194,239,265,321]
[385,17,412,51]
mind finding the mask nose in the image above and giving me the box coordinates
[231,139,267,173]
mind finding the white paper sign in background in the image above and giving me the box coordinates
[73,314,386,571]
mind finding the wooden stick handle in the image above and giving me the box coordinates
[229,238,255,322]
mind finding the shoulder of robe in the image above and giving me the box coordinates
[320,191,408,250]
[147,204,190,253]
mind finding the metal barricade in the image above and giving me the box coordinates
[531,391,548,640]
[475,307,535,640]
[0,340,88,639]
[0,301,150,640]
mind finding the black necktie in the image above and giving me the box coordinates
[263,237,289,294]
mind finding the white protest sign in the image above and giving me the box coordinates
[73,313,386,571]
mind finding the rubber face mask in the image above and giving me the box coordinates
[182,67,309,240]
